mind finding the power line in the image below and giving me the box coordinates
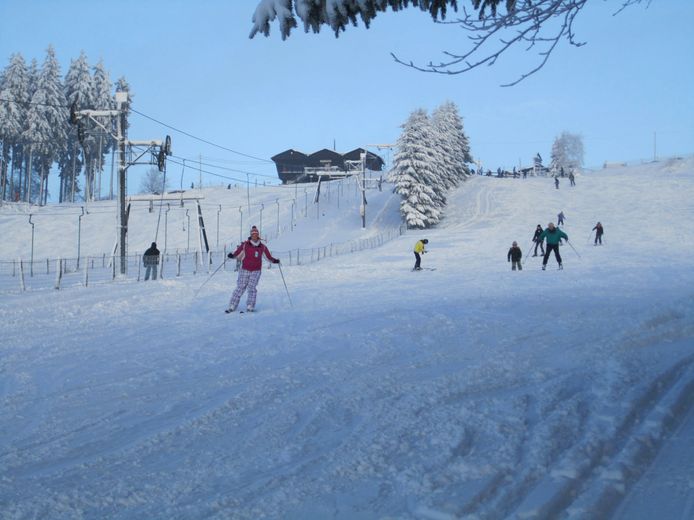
[0,96,273,165]
[169,154,278,179]
[129,108,272,163]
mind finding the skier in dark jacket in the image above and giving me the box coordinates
[539,222,568,270]
[592,222,604,245]
[225,226,279,312]
[507,241,522,271]
[554,177,560,189]
[532,224,545,256]
[143,242,160,280]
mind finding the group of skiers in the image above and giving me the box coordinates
[411,214,605,274]
[510,214,604,271]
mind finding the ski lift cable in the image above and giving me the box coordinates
[129,108,272,163]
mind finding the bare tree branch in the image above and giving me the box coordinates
[251,0,648,86]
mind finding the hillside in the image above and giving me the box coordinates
[1,158,693,519]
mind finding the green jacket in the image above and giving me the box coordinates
[539,227,568,245]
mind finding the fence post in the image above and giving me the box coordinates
[83,256,89,287]
[177,254,181,277]
[46,258,50,275]
[137,257,141,281]
[18,259,25,292]
[112,256,116,280]
[54,259,62,290]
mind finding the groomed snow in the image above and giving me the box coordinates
[1,158,693,519]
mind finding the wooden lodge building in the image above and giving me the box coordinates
[271,148,385,184]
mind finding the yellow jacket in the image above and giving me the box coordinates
[414,240,426,253]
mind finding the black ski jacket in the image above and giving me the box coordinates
[507,246,522,262]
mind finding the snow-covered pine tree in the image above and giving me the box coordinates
[432,101,473,187]
[388,109,444,228]
[63,51,94,202]
[23,46,67,205]
[90,60,114,201]
[550,131,584,174]
[115,76,132,136]
[0,53,30,201]
[431,104,458,190]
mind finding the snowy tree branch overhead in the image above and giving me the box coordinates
[249,0,463,39]
[249,0,648,86]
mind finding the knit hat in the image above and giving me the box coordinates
[512,241,517,246]
[250,226,259,236]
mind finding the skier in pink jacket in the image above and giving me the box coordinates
[225,226,279,313]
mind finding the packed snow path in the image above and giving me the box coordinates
[1,159,693,519]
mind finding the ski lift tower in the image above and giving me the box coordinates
[71,92,171,274]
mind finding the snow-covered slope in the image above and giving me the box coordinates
[1,158,693,519]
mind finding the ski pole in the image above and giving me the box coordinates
[194,258,227,297]
[587,230,594,245]
[522,241,534,265]
[277,261,293,308]
[566,239,582,259]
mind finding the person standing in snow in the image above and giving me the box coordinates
[557,211,566,226]
[592,222,604,245]
[539,222,568,270]
[507,241,522,271]
[225,226,279,313]
[569,171,576,186]
[554,177,560,189]
[413,239,428,271]
[143,242,160,281]
[532,224,545,257]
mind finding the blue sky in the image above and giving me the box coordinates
[1,0,693,196]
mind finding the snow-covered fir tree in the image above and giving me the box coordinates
[432,101,473,188]
[90,60,114,201]
[388,109,445,229]
[550,131,584,174]
[0,53,30,201]
[23,46,67,205]
[115,76,132,137]
[63,51,94,202]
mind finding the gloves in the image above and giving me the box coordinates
[273,259,280,264]
[227,253,235,259]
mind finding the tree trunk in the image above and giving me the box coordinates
[0,142,8,201]
[26,146,33,204]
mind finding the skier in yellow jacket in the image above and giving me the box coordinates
[413,239,428,271]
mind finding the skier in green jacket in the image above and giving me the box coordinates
[539,222,568,270]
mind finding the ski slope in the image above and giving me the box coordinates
[1,158,693,519]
